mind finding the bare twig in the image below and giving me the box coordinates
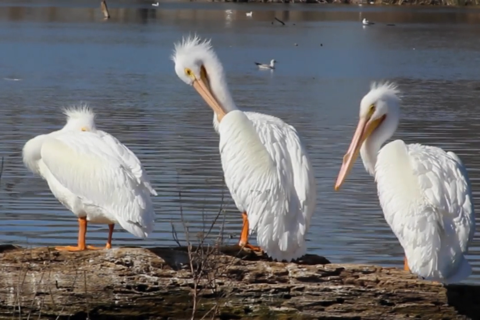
[171,172,258,319]
[170,220,182,247]
[177,190,197,319]
[199,302,217,320]
[13,248,31,319]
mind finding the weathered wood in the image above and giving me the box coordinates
[0,245,478,319]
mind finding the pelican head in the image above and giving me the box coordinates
[172,35,237,122]
[335,82,401,190]
[61,104,97,132]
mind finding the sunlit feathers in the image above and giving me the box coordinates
[337,82,475,284]
[173,35,317,261]
[23,106,156,239]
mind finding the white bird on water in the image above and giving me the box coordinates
[152,2,159,7]
[362,18,374,25]
[335,82,475,284]
[172,36,317,262]
[246,11,253,17]
[22,106,157,251]
[255,59,276,70]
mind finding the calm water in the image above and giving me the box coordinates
[1,1,480,283]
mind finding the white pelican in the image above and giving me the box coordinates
[172,36,316,261]
[362,18,374,26]
[335,82,475,284]
[246,11,253,17]
[22,106,157,251]
[255,59,276,70]
[152,2,159,7]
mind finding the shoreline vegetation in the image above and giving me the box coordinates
[0,244,479,319]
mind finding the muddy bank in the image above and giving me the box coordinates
[0,245,478,319]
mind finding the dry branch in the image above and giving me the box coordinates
[0,245,478,319]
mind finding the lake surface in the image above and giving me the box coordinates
[1,0,480,283]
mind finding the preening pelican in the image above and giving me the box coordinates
[335,82,475,284]
[255,59,276,70]
[172,36,316,261]
[22,106,157,251]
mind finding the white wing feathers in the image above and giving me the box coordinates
[97,130,157,196]
[408,144,475,254]
[445,151,476,249]
[41,131,155,238]
[219,110,316,261]
[247,112,316,235]
[376,140,474,283]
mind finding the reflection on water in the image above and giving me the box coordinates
[1,2,480,284]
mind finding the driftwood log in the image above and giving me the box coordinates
[0,245,479,319]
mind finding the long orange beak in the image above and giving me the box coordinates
[334,115,385,191]
[192,67,225,121]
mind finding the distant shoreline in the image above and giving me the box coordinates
[166,0,480,7]
[1,0,479,8]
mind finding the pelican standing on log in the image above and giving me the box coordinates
[22,106,157,251]
[172,36,316,261]
[335,82,475,284]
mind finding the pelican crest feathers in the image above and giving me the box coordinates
[366,82,401,102]
[62,104,96,131]
[172,35,214,64]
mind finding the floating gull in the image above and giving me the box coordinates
[362,18,374,26]
[255,59,276,70]
[225,10,233,14]
[246,11,253,17]
[152,2,159,6]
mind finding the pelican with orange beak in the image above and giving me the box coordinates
[172,36,317,262]
[335,82,475,284]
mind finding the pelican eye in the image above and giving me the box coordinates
[81,127,88,132]
[369,104,376,115]
[184,68,195,79]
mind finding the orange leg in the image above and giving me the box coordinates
[105,224,114,249]
[55,217,101,251]
[239,212,262,252]
[404,255,410,272]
